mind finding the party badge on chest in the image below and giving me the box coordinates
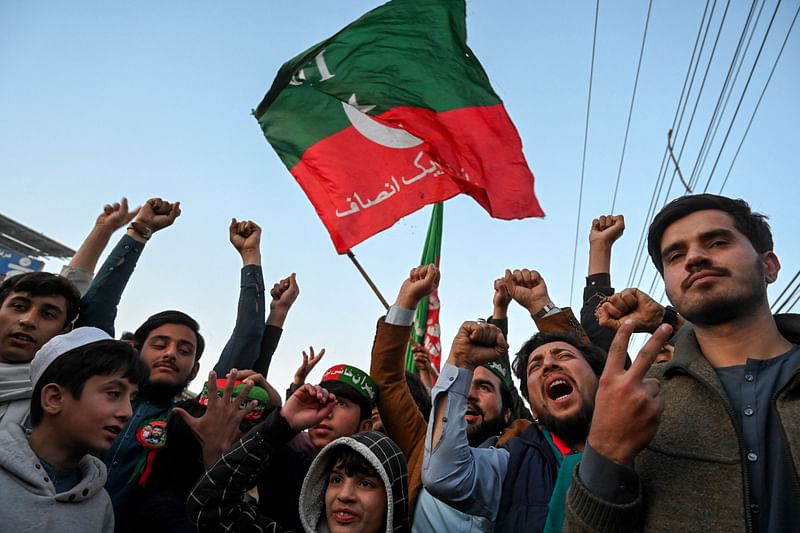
[135,418,168,449]
[130,417,169,487]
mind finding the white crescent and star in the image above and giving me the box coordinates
[341,93,423,149]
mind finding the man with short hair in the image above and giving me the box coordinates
[371,265,590,530]
[102,308,205,521]
[422,317,606,531]
[0,272,81,429]
[567,194,800,532]
[75,206,275,528]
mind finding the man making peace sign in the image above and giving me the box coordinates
[567,194,800,532]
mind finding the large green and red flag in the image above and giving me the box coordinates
[255,0,543,253]
[405,202,443,374]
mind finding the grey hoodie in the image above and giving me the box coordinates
[300,431,409,533]
[0,423,114,532]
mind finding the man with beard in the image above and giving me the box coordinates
[566,194,800,532]
[422,313,606,532]
[76,206,275,527]
[102,309,206,521]
[371,265,588,531]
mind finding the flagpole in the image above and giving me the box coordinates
[346,251,390,310]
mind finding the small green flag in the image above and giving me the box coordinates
[405,202,443,373]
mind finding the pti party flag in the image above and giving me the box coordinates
[405,202,443,374]
[255,0,543,253]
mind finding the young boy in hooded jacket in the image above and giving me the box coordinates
[188,383,409,533]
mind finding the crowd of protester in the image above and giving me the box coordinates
[0,193,796,532]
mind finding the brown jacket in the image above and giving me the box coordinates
[369,307,588,521]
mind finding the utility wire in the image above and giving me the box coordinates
[610,0,653,213]
[687,0,759,190]
[693,0,766,189]
[719,0,799,193]
[636,0,766,294]
[667,129,692,193]
[652,0,796,314]
[673,0,732,193]
[625,0,714,289]
[569,0,600,305]
[786,291,800,313]
[700,0,784,191]
[775,281,800,314]
[773,269,800,312]
[646,0,721,221]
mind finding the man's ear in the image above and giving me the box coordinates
[503,407,512,424]
[40,383,65,416]
[358,418,373,432]
[762,251,780,284]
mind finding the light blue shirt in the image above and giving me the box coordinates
[413,487,494,533]
[384,306,495,532]
[422,363,509,522]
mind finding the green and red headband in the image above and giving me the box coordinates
[320,364,376,404]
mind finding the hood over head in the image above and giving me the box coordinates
[299,431,408,533]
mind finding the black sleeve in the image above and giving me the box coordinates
[254,324,283,376]
[581,274,615,352]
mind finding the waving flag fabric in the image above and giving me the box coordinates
[255,0,543,253]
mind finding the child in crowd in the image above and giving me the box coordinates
[0,271,81,430]
[0,327,147,531]
[189,382,408,532]
[254,363,378,531]
[299,431,409,533]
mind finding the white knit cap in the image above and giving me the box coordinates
[30,327,112,387]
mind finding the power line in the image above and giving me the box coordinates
[773,268,800,313]
[719,0,799,193]
[775,282,800,314]
[625,0,714,289]
[643,0,722,227]
[667,129,692,193]
[786,291,800,313]
[569,0,600,306]
[693,0,766,190]
[610,0,653,213]
[687,0,759,191]
[700,0,784,191]
[673,0,732,193]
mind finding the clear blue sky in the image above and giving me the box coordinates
[2,0,798,393]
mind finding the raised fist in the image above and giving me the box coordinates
[395,264,440,310]
[589,215,625,246]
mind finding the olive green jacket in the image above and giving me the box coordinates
[565,314,800,532]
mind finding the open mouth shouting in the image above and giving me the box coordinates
[545,377,575,404]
